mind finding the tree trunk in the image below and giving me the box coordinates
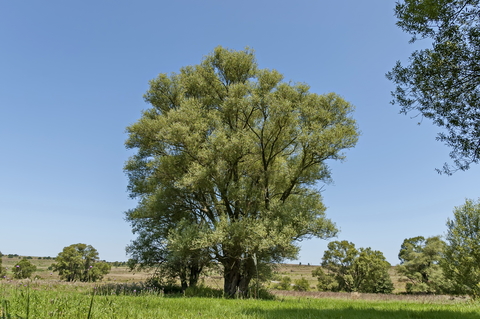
[188,263,202,287]
[179,270,188,291]
[223,263,241,297]
[222,256,254,298]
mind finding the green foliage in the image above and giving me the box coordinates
[272,276,292,290]
[315,241,394,293]
[442,198,480,298]
[312,267,339,291]
[387,0,480,174]
[125,46,358,296]
[397,236,450,294]
[143,275,184,294]
[320,240,358,292]
[353,248,394,294]
[293,277,310,292]
[51,243,111,282]
[126,220,211,290]
[0,254,5,279]
[12,259,37,279]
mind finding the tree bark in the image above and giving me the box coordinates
[222,256,254,298]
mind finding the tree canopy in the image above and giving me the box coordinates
[397,235,449,294]
[443,198,480,297]
[314,240,394,293]
[387,0,480,174]
[125,46,359,297]
[51,243,111,282]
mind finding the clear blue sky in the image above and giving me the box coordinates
[1,0,478,265]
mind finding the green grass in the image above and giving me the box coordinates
[1,282,479,319]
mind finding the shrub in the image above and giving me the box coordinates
[293,277,310,291]
[12,259,37,279]
[144,276,184,294]
[312,267,338,291]
[273,276,292,290]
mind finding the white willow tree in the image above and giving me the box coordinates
[125,46,359,297]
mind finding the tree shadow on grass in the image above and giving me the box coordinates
[242,307,480,319]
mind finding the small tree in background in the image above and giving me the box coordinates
[397,236,450,294]
[352,247,394,294]
[314,240,394,293]
[51,243,111,282]
[319,240,358,292]
[12,259,37,279]
[443,198,480,298]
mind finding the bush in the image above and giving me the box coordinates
[253,287,276,300]
[144,276,184,294]
[312,267,338,291]
[272,276,292,290]
[12,259,37,279]
[293,277,310,291]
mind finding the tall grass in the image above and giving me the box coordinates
[0,280,479,318]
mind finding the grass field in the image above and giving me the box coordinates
[1,257,478,318]
[1,280,479,319]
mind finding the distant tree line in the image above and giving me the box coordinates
[109,261,128,267]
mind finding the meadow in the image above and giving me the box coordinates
[1,257,479,318]
[1,281,479,319]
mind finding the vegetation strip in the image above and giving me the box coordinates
[1,282,479,319]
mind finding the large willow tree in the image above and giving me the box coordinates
[125,47,358,296]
